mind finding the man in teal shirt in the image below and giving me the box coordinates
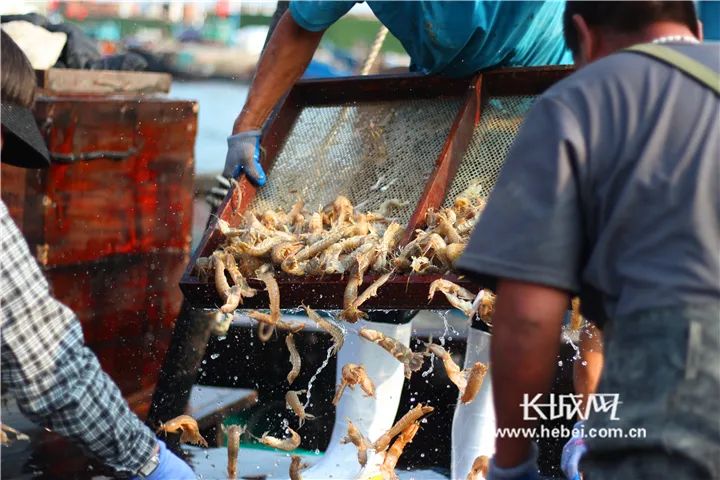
[221,0,571,186]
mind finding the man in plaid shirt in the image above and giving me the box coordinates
[0,32,194,479]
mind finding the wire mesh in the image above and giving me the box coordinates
[251,97,463,223]
[443,96,536,207]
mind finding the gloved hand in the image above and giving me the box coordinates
[561,420,587,480]
[134,440,195,480]
[488,442,539,480]
[223,130,266,185]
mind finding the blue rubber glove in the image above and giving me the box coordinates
[561,421,587,479]
[134,440,195,480]
[488,442,540,480]
[223,130,266,186]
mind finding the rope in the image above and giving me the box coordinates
[360,25,389,75]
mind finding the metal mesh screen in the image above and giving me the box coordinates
[252,97,463,223]
[443,96,536,207]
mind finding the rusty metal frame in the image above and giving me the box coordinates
[180,66,572,310]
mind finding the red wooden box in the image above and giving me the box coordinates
[1,91,197,400]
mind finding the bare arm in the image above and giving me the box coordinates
[491,279,569,468]
[573,323,604,418]
[233,11,325,132]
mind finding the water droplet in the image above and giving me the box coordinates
[210,353,220,360]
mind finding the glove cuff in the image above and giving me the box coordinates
[228,130,262,145]
[488,442,539,480]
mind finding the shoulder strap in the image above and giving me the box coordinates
[624,43,720,95]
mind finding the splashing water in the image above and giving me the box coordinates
[562,329,581,361]
[304,344,335,409]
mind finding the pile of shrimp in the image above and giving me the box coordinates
[196,184,488,329]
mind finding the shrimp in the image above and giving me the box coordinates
[225,424,245,479]
[224,254,257,299]
[331,195,354,226]
[424,342,467,395]
[282,230,346,275]
[286,333,301,385]
[156,415,208,447]
[212,253,241,313]
[460,362,488,404]
[332,363,376,405]
[359,328,425,379]
[428,279,476,317]
[289,455,308,480]
[373,222,403,271]
[466,455,490,480]
[259,428,301,451]
[343,272,392,322]
[374,404,434,452]
[340,249,375,322]
[247,310,304,333]
[286,390,316,428]
[445,242,466,265]
[288,199,305,226]
[478,289,496,324]
[377,199,409,217]
[235,236,287,257]
[258,322,275,342]
[381,421,421,479]
[340,420,372,467]
[256,271,281,323]
[0,424,29,446]
[302,304,344,355]
[436,209,462,244]
[271,241,304,265]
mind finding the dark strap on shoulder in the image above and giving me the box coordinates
[625,43,720,95]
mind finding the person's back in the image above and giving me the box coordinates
[534,42,720,325]
[291,1,571,77]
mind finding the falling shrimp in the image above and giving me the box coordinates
[0,424,29,446]
[302,304,344,355]
[286,333,301,385]
[333,363,376,405]
[226,424,245,479]
[428,278,476,317]
[340,420,372,467]
[286,390,316,428]
[374,404,433,452]
[358,328,424,379]
[460,362,488,404]
[466,455,490,480]
[156,415,208,447]
[289,455,308,480]
[381,421,421,479]
[247,310,304,333]
[259,428,301,451]
[424,342,467,395]
[256,271,281,323]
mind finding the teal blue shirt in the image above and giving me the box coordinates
[289,0,572,77]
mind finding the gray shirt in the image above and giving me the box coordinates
[457,43,720,326]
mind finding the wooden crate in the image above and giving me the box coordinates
[181,67,571,311]
[1,93,197,398]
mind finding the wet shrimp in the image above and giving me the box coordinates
[259,428,301,451]
[343,272,392,322]
[359,328,424,379]
[377,199,409,217]
[428,279,476,317]
[332,363,376,405]
[286,390,316,428]
[289,455,308,480]
[424,342,467,395]
[570,297,583,331]
[302,304,344,355]
[257,322,275,342]
[286,333,301,385]
[212,253,241,313]
[466,455,490,480]
[256,271,281,323]
[340,420,372,467]
[156,415,208,447]
[374,404,433,452]
[0,424,29,446]
[373,222,402,271]
[460,362,488,404]
[271,241,304,265]
[381,421,421,479]
[224,254,257,299]
[225,424,245,479]
[247,310,304,333]
[445,242,466,265]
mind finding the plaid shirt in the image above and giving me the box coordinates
[0,200,155,474]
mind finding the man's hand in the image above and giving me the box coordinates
[561,420,587,479]
[488,442,540,480]
[140,440,195,480]
[223,130,266,185]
